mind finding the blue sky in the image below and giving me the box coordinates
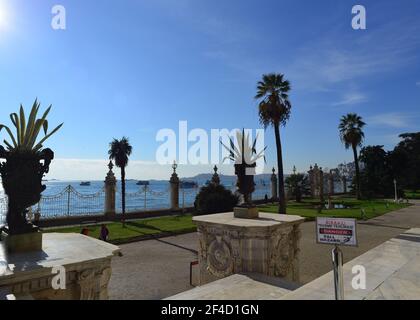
[0,0,419,180]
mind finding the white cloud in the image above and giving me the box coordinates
[48,158,238,181]
[332,92,367,106]
[366,113,414,128]
[416,81,420,87]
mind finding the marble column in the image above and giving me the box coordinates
[104,161,116,217]
[342,176,347,194]
[319,167,324,203]
[328,170,334,209]
[271,167,278,201]
[328,171,335,196]
[308,165,315,198]
[170,161,180,210]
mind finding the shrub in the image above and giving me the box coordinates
[194,184,239,215]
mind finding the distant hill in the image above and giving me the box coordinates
[185,173,288,184]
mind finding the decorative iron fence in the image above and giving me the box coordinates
[0,183,272,222]
[34,185,106,219]
[116,186,171,213]
[180,186,200,209]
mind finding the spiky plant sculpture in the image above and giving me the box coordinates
[221,129,266,205]
[0,99,63,234]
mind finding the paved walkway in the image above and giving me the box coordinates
[109,233,198,300]
[109,200,420,299]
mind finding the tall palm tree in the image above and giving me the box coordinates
[108,137,132,224]
[338,113,366,200]
[255,73,292,214]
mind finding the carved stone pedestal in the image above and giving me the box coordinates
[2,230,42,253]
[194,212,304,285]
[0,233,120,300]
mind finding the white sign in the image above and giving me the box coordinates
[316,217,357,246]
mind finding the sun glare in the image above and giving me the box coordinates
[0,1,10,31]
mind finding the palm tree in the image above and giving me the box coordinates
[108,137,132,224]
[338,113,366,200]
[255,73,291,214]
[285,173,310,203]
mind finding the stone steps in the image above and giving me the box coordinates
[167,273,299,300]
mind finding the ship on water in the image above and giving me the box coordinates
[180,181,198,188]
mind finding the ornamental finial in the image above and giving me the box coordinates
[172,160,178,173]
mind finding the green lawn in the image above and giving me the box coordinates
[44,214,196,243]
[405,190,420,200]
[45,197,410,243]
[259,197,410,220]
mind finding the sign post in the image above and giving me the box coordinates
[316,217,358,300]
[332,245,344,300]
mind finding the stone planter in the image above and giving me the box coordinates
[0,148,54,252]
[233,206,259,219]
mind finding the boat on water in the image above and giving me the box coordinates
[80,181,91,186]
[180,181,198,188]
[136,180,150,186]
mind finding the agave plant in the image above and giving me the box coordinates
[221,129,266,204]
[221,129,266,167]
[0,99,62,236]
[0,99,63,153]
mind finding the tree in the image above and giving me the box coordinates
[339,113,365,200]
[285,173,310,202]
[391,132,420,190]
[108,137,132,225]
[255,73,292,213]
[359,145,393,198]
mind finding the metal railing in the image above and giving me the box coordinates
[0,183,273,221]
[116,186,170,213]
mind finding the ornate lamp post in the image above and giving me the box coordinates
[211,165,220,186]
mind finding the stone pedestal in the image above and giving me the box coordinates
[3,231,42,253]
[194,212,304,285]
[0,233,120,300]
